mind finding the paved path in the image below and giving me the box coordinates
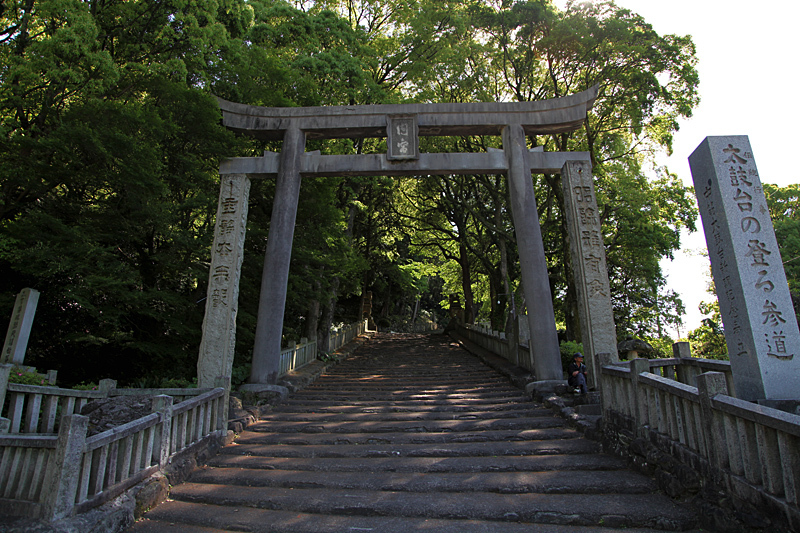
[129,333,701,532]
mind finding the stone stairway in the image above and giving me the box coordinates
[129,333,701,533]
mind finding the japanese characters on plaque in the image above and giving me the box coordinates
[386,115,419,160]
[689,136,799,401]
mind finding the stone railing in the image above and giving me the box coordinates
[0,367,218,436]
[279,337,318,377]
[601,358,800,530]
[611,342,735,396]
[457,322,532,371]
[410,319,439,333]
[327,319,368,354]
[0,386,227,522]
[276,319,369,375]
[1,382,104,434]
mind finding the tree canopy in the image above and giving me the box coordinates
[1,0,707,385]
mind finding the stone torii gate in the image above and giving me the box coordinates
[197,86,618,391]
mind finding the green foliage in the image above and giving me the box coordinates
[1,0,702,387]
[7,367,49,386]
[765,183,800,295]
[231,364,251,388]
[72,382,99,391]
[559,340,583,373]
[687,301,728,359]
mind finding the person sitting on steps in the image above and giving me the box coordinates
[568,353,588,395]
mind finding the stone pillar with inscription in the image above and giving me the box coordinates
[2,288,40,365]
[561,161,618,389]
[503,124,563,383]
[197,175,251,388]
[689,136,800,401]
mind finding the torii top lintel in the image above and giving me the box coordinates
[217,86,598,141]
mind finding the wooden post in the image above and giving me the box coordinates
[40,414,88,521]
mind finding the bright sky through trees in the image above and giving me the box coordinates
[558,0,800,337]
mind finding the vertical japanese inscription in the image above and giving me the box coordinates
[561,160,618,386]
[386,115,419,160]
[689,136,800,401]
[198,174,250,388]
[211,181,240,308]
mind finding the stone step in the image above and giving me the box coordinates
[258,407,553,422]
[131,332,700,532]
[312,371,511,381]
[187,466,659,494]
[270,402,535,413]
[287,390,526,401]
[233,426,576,446]
[220,438,601,458]
[206,453,629,473]
[242,415,564,435]
[282,396,530,407]
[131,501,702,533]
[164,484,698,530]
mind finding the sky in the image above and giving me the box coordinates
[558,0,800,338]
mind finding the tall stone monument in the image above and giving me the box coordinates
[2,288,40,365]
[561,160,618,388]
[197,175,250,388]
[689,136,800,401]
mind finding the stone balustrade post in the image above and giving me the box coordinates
[0,417,9,433]
[597,353,615,416]
[696,372,729,472]
[630,358,651,434]
[98,378,117,396]
[40,414,88,521]
[673,342,693,385]
[46,370,57,385]
[0,363,11,412]
[214,376,231,432]
[151,395,173,468]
